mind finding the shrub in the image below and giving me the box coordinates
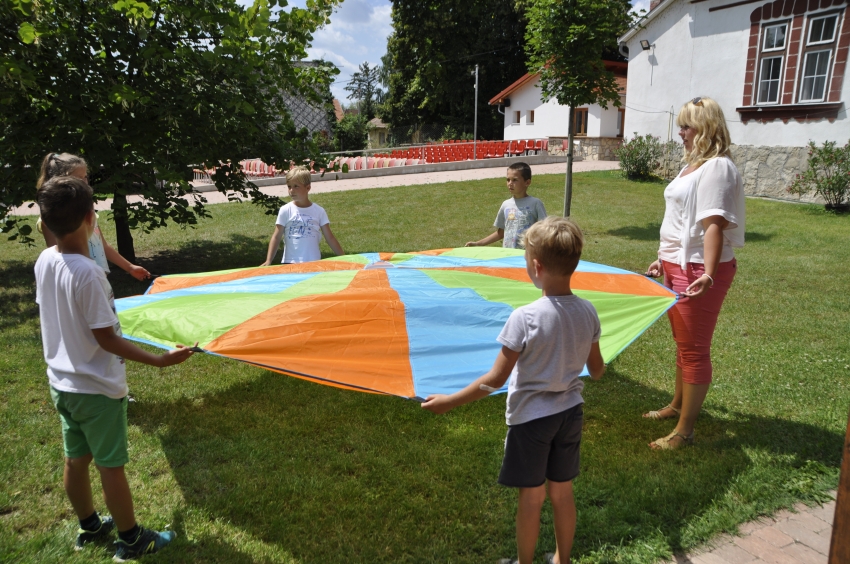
[787,140,850,209]
[615,133,664,179]
[333,114,368,152]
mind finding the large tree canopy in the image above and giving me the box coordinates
[382,0,528,141]
[1,0,338,260]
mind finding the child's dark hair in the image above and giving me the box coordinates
[37,176,94,238]
[523,216,584,276]
[36,152,87,189]
[508,161,532,181]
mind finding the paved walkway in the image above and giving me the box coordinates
[665,492,837,564]
[11,160,619,216]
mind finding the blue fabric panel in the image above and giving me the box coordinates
[393,255,527,269]
[116,272,322,313]
[386,269,514,398]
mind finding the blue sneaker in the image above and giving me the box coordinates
[112,527,176,562]
[75,515,114,550]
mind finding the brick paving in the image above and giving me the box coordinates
[663,492,837,564]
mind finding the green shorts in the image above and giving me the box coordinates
[50,387,129,468]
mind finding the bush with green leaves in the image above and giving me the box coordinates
[787,140,850,209]
[616,133,665,179]
[333,114,368,152]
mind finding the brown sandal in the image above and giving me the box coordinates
[643,404,681,420]
[650,430,694,450]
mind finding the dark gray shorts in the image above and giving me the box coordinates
[498,404,583,488]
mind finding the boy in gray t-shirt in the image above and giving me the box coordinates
[425,216,605,564]
[465,161,547,249]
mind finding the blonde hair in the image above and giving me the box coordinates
[285,165,311,186]
[523,216,584,277]
[36,152,87,189]
[677,97,733,167]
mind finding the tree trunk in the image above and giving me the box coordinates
[112,191,136,264]
[829,408,850,564]
[563,105,575,218]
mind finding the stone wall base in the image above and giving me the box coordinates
[548,137,624,161]
[655,143,822,204]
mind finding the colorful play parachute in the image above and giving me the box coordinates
[116,248,676,400]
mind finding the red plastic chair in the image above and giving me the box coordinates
[511,140,527,156]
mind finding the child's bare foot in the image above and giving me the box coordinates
[643,404,680,420]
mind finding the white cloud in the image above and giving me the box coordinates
[631,0,652,14]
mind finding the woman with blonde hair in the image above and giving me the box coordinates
[643,97,746,449]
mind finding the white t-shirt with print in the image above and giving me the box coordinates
[497,295,601,426]
[494,196,547,249]
[35,248,127,399]
[275,202,330,263]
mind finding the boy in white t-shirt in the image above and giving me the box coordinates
[35,176,195,561]
[424,216,605,564]
[465,162,547,250]
[261,166,344,265]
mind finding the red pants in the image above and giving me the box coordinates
[663,259,737,385]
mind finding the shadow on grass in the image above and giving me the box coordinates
[130,366,842,563]
[0,260,39,326]
[607,224,661,241]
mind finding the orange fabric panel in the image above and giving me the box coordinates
[407,248,452,256]
[451,268,672,297]
[204,269,415,397]
[378,252,395,261]
[149,261,365,295]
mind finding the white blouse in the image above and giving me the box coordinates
[658,156,746,268]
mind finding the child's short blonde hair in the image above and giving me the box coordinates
[286,165,311,186]
[523,216,584,276]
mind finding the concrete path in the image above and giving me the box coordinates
[664,492,837,564]
[11,160,619,216]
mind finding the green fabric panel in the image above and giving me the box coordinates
[441,247,523,260]
[422,270,541,309]
[119,270,358,348]
[323,254,370,265]
[574,290,675,362]
[386,253,417,264]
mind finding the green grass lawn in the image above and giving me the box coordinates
[1,170,847,563]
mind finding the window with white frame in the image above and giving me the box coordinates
[513,111,520,124]
[528,110,535,124]
[808,13,838,44]
[763,23,787,50]
[758,56,783,103]
[755,21,788,104]
[752,10,845,105]
[799,50,832,101]
[796,11,841,102]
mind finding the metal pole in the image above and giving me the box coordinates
[564,105,575,218]
[473,64,479,160]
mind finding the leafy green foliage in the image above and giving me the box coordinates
[345,61,383,120]
[333,114,369,152]
[0,0,339,259]
[382,0,528,140]
[615,133,665,179]
[524,0,634,110]
[787,140,850,209]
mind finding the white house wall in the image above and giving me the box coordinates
[499,78,623,140]
[623,0,849,146]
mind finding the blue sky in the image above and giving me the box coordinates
[240,0,650,103]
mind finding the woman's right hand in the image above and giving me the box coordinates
[645,259,663,278]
